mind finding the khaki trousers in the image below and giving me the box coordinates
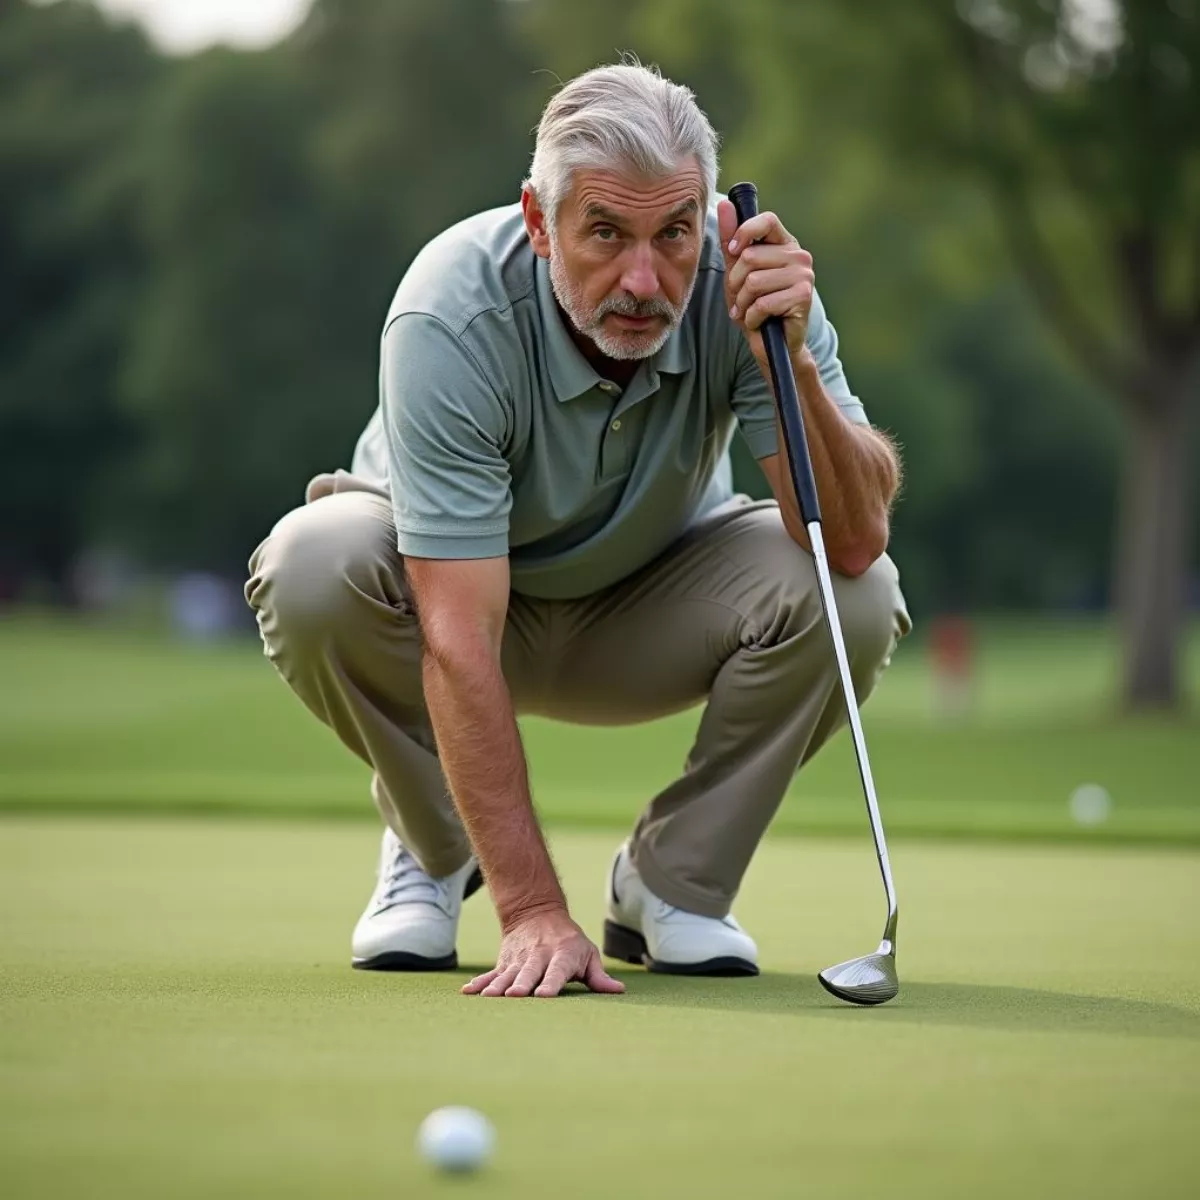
[245,473,911,917]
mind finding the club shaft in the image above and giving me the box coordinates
[727,178,898,949]
[769,331,898,937]
[805,521,898,944]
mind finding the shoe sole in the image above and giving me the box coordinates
[352,950,459,971]
[351,865,485,973]
[602,920,760,977]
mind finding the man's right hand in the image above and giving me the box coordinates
[403,555,620,1000]
[462,909,626,999]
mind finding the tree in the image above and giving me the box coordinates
[0,0,159,597]
[861,0,1200,708]
[121,48,350,568]
[963,0,1198,708]
[120,0,542,571]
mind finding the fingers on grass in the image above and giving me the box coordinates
[584,949,626,994]
[480,966,520,997]
[504,955,550,998]
[462,968,502,995]
[533,955,573,998]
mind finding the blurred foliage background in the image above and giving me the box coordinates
[1,0,1197,709]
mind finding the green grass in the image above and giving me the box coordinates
[2,612,1198,843]
[1,819,1198,1199]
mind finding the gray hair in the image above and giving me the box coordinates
[525,59,720,229]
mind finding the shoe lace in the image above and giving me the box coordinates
[376,838,443,911]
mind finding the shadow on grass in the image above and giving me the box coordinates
[588,969,1200,1040]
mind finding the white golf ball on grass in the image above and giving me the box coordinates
[417,1106,495,1174]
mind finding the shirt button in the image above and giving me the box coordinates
[611,419,622,431]
[600,381,619,395]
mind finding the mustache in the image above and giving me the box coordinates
[592,294,678,322]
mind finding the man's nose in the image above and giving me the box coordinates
[618,245,660,301]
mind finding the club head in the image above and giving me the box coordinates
[817,944,899,1006]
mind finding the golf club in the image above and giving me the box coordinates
[727,181,900,1006]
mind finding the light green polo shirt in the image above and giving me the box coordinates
[350,202,868,599]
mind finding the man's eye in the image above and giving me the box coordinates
[594,227,617,241]
[661,225,687,241]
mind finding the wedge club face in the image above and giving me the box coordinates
[818,941,898,1006]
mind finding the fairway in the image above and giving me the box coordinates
[2,818,1198,1199]
[2,615,1199,843]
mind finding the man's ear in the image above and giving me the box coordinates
[521,185,552,259]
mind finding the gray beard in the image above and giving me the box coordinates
[547,236,696,361]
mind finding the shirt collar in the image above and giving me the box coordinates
[535,256,694,402]
[654,316,693,376]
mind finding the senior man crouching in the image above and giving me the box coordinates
[246,60,911,998]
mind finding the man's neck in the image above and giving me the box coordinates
[557,302,642,389]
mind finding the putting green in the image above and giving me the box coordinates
[2,819,1198,1199]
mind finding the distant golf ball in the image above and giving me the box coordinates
[1069,783,1112,826]
[417,1106,495,1173]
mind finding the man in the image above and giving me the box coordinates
[246,61,910,1000]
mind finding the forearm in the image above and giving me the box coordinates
[771,349,900,572]
[421,643,566,931]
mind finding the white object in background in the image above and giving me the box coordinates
[417,1106,495,1173]
[1069,783,1113,827]
[171,572,239,639]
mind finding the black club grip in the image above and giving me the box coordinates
[726,181,822,527]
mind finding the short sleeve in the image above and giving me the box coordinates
[730,287,869,462]
[382,313,512,559]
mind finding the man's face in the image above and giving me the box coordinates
[535,161,706,361]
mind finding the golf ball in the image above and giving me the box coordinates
[1069,783,1112,827]
[417,1106,495,1173]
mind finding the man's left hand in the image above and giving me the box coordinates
[717,199,814,367]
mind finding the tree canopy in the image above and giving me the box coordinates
[1,0,1195,704]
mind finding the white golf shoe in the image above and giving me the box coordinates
[351,828,483,971]
[602,841,759,976]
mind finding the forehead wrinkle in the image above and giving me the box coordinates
[663,198,700,222]
[584,202,627,224]
[572,166,705,219]
[582,201,697,229]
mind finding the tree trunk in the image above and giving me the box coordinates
[1114,373,1193,710]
